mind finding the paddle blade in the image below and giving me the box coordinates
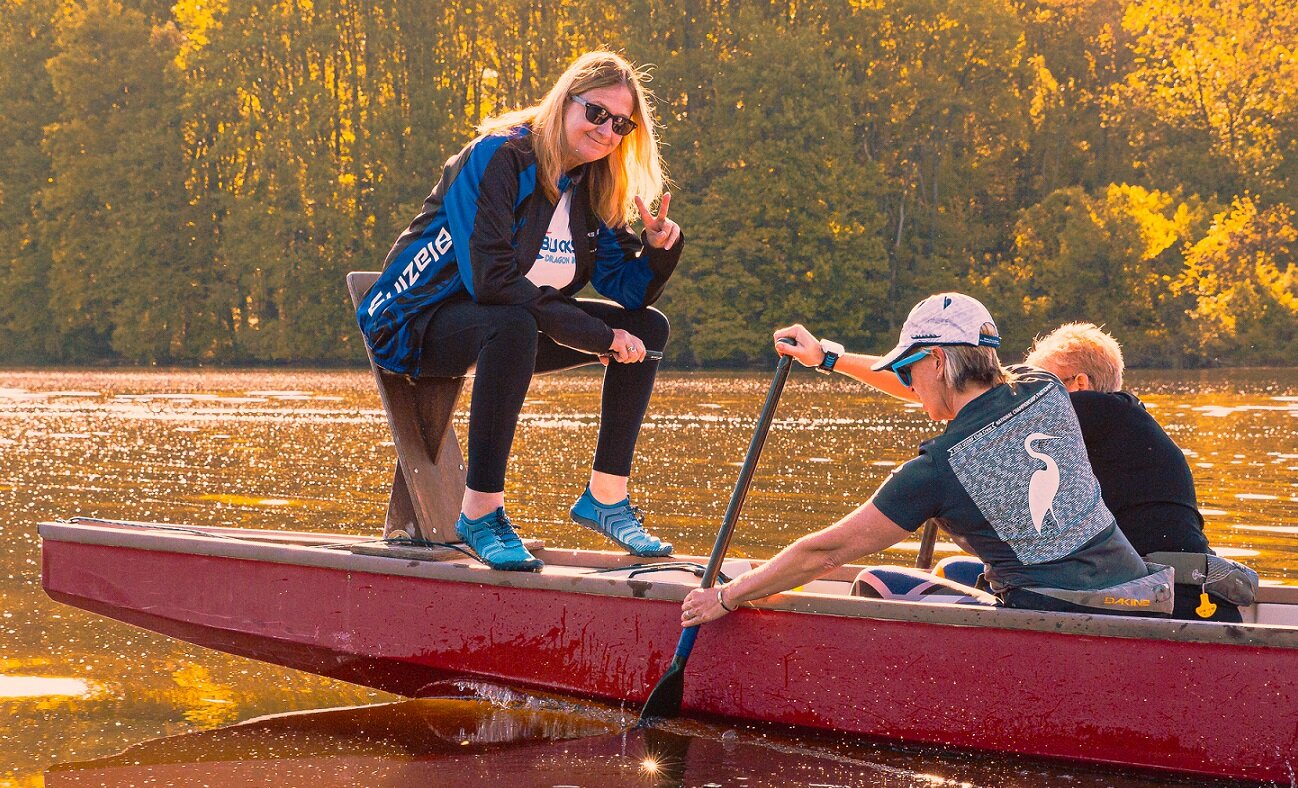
[639,625,699,724]
[639,655,686,723]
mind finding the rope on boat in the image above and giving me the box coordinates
[587,561,731,583]
[343,536,480,562]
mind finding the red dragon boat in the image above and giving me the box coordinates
[40,516,1298,784]
[38,271,1298,783]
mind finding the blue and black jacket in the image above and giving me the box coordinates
[357,126,683,376]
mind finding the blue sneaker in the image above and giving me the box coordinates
[454,508,544,572]
[570,486,673,557]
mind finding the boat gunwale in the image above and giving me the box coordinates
[39,519,1298,651]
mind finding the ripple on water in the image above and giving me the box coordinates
[198,494,298,507]
[0,676,95,699]
[246,390,313,399]
[1213,546,1261,559]
[1235,525,1298,535]
[1194,404,1297,417]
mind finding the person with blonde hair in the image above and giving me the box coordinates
[1026,323,1242,621]
[1025,322,1125,392]
[357,51,682,571]
[681,294,1172,624]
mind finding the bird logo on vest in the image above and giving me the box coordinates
[1024,433,1061,533]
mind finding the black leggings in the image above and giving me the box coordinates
[417,298,669,493]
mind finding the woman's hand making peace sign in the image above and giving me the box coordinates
[635,193,681,250]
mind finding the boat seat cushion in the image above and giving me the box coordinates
[851,565,997,606]
[933,555,985,587]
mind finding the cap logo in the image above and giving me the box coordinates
[943,296,952,308]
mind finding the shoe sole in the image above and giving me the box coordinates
[571,512,673,557]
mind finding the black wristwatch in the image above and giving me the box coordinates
[817,339,844,374]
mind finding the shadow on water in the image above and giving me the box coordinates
[45,682,1246,788]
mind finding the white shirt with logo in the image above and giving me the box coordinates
[527,190,576,289]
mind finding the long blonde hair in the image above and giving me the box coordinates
[479,51,665,228]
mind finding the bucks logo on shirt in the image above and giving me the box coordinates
[527,191,577,290]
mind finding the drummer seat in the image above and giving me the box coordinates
[347,271,465,543]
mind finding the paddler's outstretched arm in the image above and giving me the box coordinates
[680,500,908,626]
[772,325,919,403]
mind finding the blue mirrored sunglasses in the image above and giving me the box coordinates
[890,347,933,387]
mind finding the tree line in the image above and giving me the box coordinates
[1,0,1295,367]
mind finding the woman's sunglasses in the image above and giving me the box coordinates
[571,95,638,136]
[890,347,933,387]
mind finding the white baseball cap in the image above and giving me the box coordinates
[871,293,1001,372]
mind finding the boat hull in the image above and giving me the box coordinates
[41,523,1298,783]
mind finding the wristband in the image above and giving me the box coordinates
[718,586,737,612]
[818,339,844,374]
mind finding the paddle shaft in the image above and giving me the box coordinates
[697,344,796,590]
[672,346,793,640]
[915,518,939,570]
[639,339,796,722]
[597,349,664,361]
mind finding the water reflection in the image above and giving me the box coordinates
[0,676,96,699]
[46,692,1224,787]
[3,367,1297,785]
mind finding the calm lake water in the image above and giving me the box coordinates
[3,367,1297,786]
